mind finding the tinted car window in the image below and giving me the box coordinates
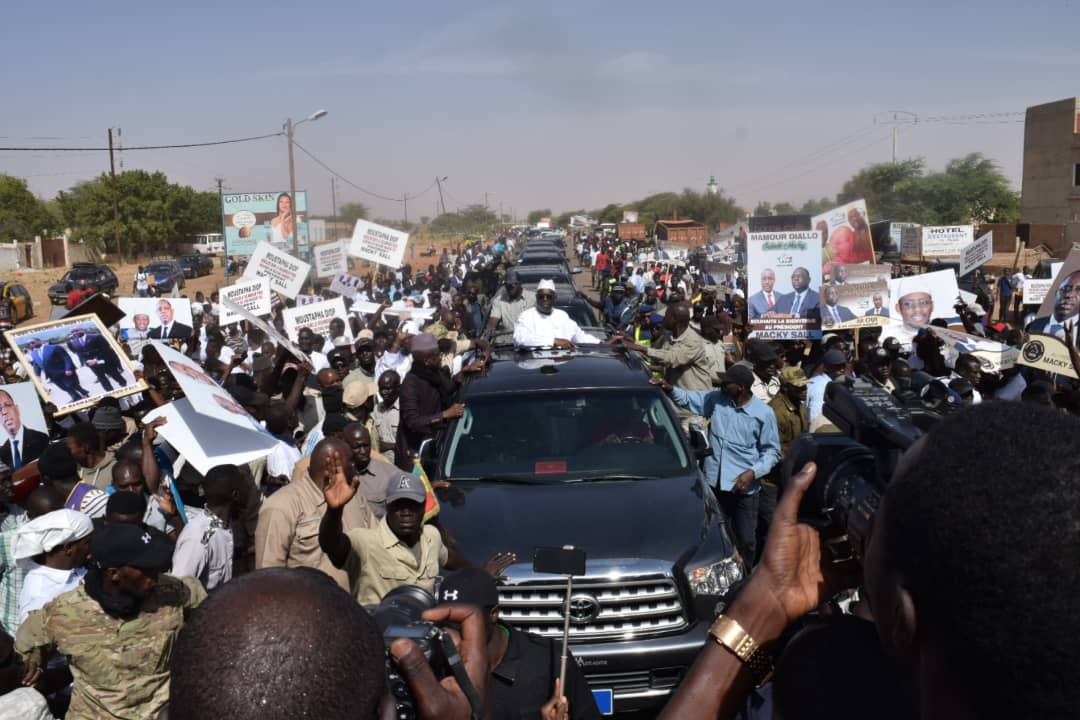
[443,390,689,480]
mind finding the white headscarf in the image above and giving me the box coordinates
[13,509,93,560]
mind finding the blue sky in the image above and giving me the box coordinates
[3,0,1078,222]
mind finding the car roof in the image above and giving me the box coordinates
[461,348,651,395]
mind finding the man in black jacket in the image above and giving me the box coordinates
[395,333,463,471]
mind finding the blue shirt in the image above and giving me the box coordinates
[806,374,831,424]
[671,388,780,493]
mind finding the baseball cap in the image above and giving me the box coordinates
[385,472,426,504]
[779,366,809,387]
[716,365,755,389]
[437,567,499,608]
[91,524,174,570]
[868,347,891,366]
[343,382,377,408]
[823,349,848,366]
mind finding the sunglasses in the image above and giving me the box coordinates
[537,292,556,300]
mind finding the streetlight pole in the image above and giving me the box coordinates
[285,109,328,259]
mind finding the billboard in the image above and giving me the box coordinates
[921,225,973,257]
[746,230,823,339]
[222,191,310,257]
[812,200,874,280]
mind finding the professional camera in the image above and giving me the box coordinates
[369,585,482,720]
[780,377,945,561]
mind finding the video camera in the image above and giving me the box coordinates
[369,585,483,720]
[780,376,950,561]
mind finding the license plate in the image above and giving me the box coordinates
[592,689,614,716]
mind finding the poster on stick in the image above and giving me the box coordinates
[243,241,311,299]
[746,230,823,339]
[349,220,409,268]
[811,200,874,280]
[314,241,349,278]
[283,297,352,344]
[818,264,892,332]
[959,231,993,277]
[219,278,272,325]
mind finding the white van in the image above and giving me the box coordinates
[182,233,224,254]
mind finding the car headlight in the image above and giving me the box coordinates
[686,556,744,596]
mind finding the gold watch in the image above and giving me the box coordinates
[708,615,774,686]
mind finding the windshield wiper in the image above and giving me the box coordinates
[455,475,550,484]
[566,474,654,483]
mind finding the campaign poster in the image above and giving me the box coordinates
[329,273,362,297]
[243,241,312,299]
[921,225,973,257]
[283,297,353,344]
[0,382,50,468]
[219,278,272,325]
[811,200,874,280]
[117,298,194,341]
[746,230,823,339]
[819,264,892,332]
[222,191,309,257]
[295,293,325,306]
[1017,334,1079,379]
[221,298,310,365]
[929,326,1019,372]
[314,240,349,278]
[881,270,961,345]
[959,231,993,276]
[1028,246,1080,346]
[5,316,145,415]
[349,219,409,268]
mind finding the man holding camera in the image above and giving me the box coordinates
[660,401,1080,720]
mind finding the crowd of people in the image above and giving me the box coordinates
[0,224,1073,719]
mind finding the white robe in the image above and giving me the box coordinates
[513,307,599,348]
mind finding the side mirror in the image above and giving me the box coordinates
[418,437,437,466]
[688,423,713,460]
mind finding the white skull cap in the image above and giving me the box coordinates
[537,279,556,293]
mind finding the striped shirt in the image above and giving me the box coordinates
[0,530,25,634]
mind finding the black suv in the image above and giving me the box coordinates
[178,254,214,278]
[422,346,742,714]
[48,263,119,304]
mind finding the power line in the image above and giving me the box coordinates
[0,131,284,152]
[743,133,893,201]
[290,138,437,203]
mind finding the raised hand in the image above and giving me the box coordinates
[323,448,359,510]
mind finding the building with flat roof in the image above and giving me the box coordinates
[1021,97,1080,245]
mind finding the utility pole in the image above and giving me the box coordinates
[435,176,447,216]
[874,110,916,164]
[217,177,230,285]
[484,192,489,210]
[108,128,122,261]
[403,193,408,224]
[330,176,338,241]
[286,118,299,255]
[892,126,899,164]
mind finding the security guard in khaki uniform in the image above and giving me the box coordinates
[16,524,205,720]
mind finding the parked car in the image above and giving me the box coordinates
[178,254,214,278]
[421,346,742,715]
[48,263,119,305]
[0,282,33,322]
[144,260,186,293]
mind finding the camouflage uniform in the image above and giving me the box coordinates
[15,574,206,720]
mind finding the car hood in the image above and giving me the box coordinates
[435,475,724,565]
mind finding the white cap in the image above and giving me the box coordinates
[14,509,93,560]
[537,279,556,293]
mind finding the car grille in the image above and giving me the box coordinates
[498,574,687,642]
[583,667,684,694]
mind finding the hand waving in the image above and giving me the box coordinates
[323,448,359,510]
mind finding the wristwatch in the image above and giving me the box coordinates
[708,615,774,686]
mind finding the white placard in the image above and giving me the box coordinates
[221,298,311,365]
[144,399,276,476]
[314,240,349,278]
[219,278,272,325]
[349,219,409,268]
[351,300,436,321]
[1025,279,1055,305]
[921,225,973,257]
[243,241,311,298]
[330,273,362,297]
[283,297,353,344]
[959,231,993,276]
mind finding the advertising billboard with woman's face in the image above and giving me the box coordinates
[222,191,309,257]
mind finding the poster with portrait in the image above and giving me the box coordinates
[313,240,349,278]
[349,219,409,269]
[222,191,310,257]
[811,200,875,281]
[5,316,145,416]
[747,230,823,339]
[144,344,276,474]
[928,326,1019,372]
[219,278,272,326]
[243,241,312,299]
[329,273,362,297]
[819,264,892,332]
[1028,246,1080,346]
[117,297,194,342]
[881,270,962,345]
[0,382,50,468]
[283,297,353,344]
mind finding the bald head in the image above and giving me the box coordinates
[317,368,339,389]
[170,567,384,720]
[26,485,64,519]
[311,437,351,477]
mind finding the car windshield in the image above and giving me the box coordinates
[443,389,690,481]
[147,263,173,273]
[61,269,96,282]
[561,303,595,327]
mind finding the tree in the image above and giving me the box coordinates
[429,204,498,235]
[837,158,926,221]
[419,216,431,226]
[339,202,369,226]
[799,197,835,216]
[752,201,774,217]
[526,208,552,225]
[0,175,57,241]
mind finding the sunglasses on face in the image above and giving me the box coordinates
[537,293,556,300]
